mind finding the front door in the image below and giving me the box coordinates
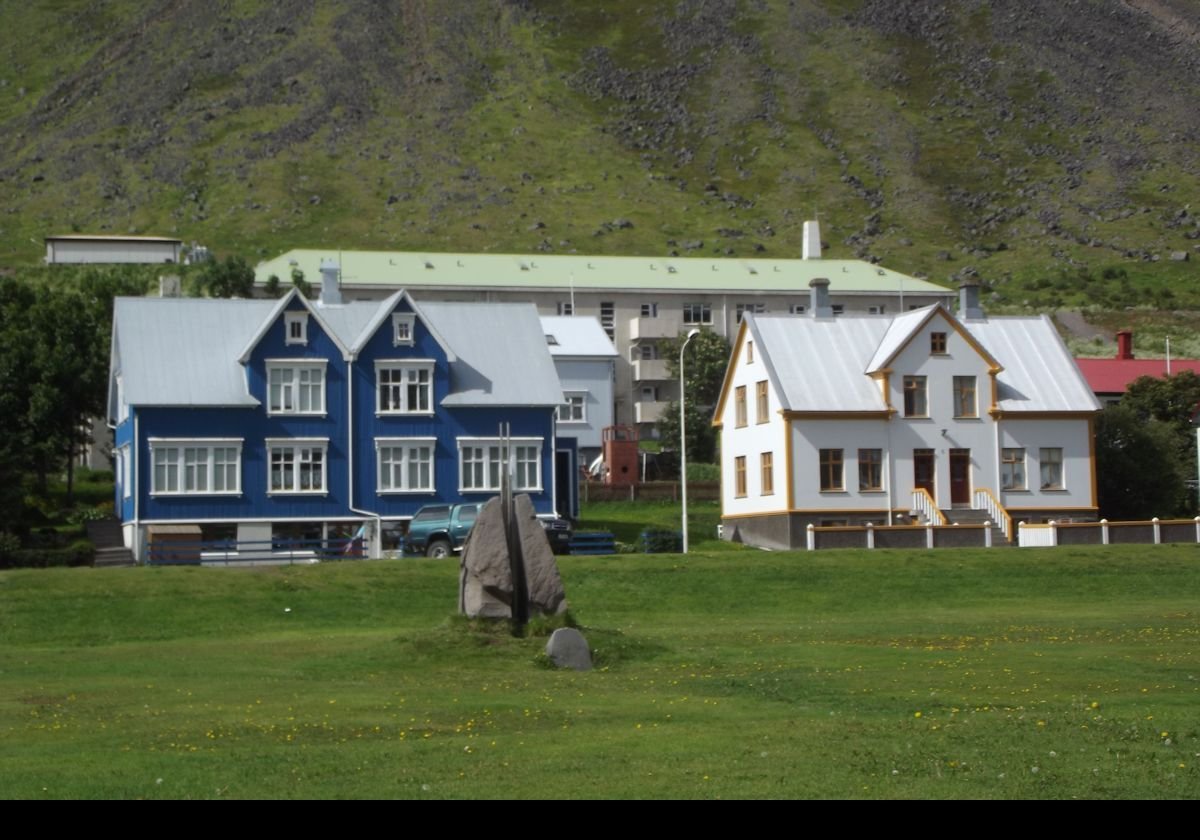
[950,449,971,506]
[913,449,935,497]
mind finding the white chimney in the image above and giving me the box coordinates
[318,258,342,306]
[958,279,984,321]
[159,274,181,297]
[803,220,822,260]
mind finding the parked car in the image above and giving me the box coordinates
[403,503,483,558]
[403,502,574,558]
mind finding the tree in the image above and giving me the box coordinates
[655,329,731,466]
[1095,403,1189,519]
[196,255,255,298]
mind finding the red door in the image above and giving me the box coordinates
[950,449,971,506]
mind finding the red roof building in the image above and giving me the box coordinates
[1075,331,1200,403]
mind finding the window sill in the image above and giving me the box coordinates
[377,489,437,495]
[267,412,328,418]
[1039,487,1068,493]
[819,489,849,495]
[1003,488,1031,494]
[376,411,435,418]
[460,487,542,494]
[267,490,330,496]
[952,415,981,421]
[858,489,887,495]
[150,491,243,497]
[558,420,587,425]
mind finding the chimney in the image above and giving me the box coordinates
[1116,330,1134,360]
[809,277,833,318]
[802,220,822,260]
[318,258,342,306]
[958,278,984,320]
[159,274,181,297]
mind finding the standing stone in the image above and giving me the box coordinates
[545,627,592,671]
[459,494,569,619]
[515,494,568,616]
[459,498,513,619]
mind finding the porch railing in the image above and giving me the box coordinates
[910,488,946,525]
[973,487,1013,543]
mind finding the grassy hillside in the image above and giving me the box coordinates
[1,1,1198,307]
[2,546,1198,799]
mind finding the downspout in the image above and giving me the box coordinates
[345,357,383,559]
[133,413,141,564]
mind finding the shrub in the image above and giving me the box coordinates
[640,528,683,553]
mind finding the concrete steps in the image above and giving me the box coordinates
[86,520,135,567]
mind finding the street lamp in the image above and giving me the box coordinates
[680,328,701,553]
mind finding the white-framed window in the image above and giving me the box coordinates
[267,361,326,415]
[267,439,327,494]
[559,392,587,424]
[788,303,807,315]
[557,301,573,316]
[683,302,713,325]
[376,438,436,493]
[284,312,308,345]
[1001,448,1026,491]
[641,302,658,318]
[868,304,886,315]
[392,313,415,346]
[1040,447,1064,490]
[600,302,615,339]
[149,439,242,495]
[377,361,434,414]
[458,438,542,492]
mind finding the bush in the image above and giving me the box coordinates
[640,528,683,553]
[1,540,93,569]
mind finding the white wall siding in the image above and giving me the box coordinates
[789,420,893,515]
[999,418,1094,511]
[553,358,614,453]
[720,331,787,517]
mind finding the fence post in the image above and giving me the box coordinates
[984,520,993,549]
[1017,521,1025,546]
[926,524,934,549]
[866,522,875,550]
[1195,516,1200,544]
[806,524,815,551]
[1049,520,1058,547]
[1101,518,1109,545]
[1153,517,1161,545]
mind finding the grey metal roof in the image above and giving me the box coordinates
[114,298,276,407]
[410,301,565,407]
[749,315,891,412]
[114,296,563,409]
[967,316,1101,413]
[540,316,619,358]
[747,309,1099,414]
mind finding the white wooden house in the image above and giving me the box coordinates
[715,280,1101,549]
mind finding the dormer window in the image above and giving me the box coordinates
[931,332,947,354]
[285,312,308,345]
[393,313,415,346]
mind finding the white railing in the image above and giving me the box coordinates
[910,488,946,525]
[973,487,1013,543]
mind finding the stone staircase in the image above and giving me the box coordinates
[86,519,135,567]
[942,507,1011,545]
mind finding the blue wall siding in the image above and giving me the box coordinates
[138,301,352,523]
[352,300,558,518]
[127,295,559,524]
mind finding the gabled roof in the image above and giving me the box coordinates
[113,297,277,407]
[1074,357,1200,395]
[539,316,619,358]
[731,309,1099,416]
[418,302,565,406]
[113,295,563,409]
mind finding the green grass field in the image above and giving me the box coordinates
[2,539,1198,799]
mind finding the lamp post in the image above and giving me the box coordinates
[680,328,701,553]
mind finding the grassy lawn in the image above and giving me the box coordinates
[2,523,1198,798]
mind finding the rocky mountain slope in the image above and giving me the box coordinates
[1,0,1198,306]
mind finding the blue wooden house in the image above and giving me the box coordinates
[108,265,567,561]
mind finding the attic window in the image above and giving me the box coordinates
[393,313,415,347]
[285,312,308,345]
[931,332,948,354]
